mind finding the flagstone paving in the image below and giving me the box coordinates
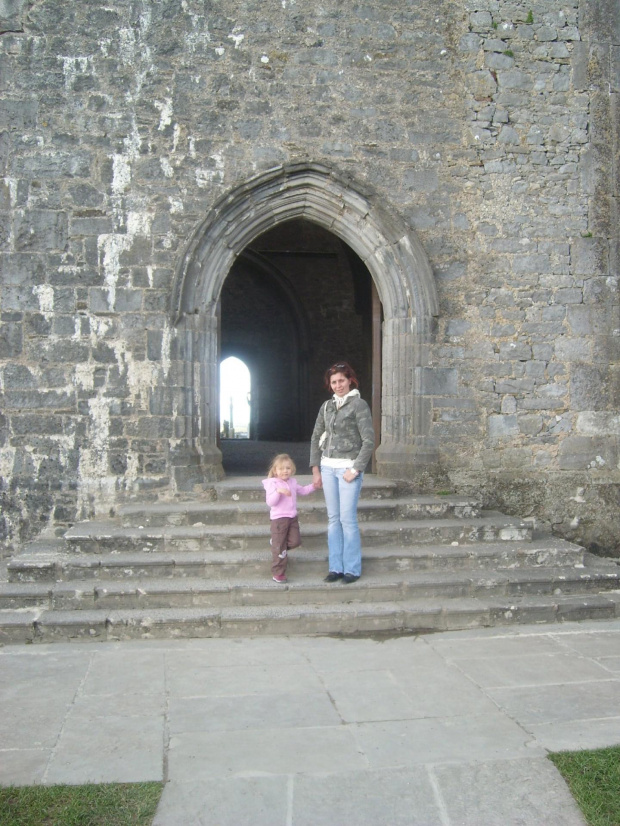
[2,619,620,823]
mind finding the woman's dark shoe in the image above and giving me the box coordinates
[324,572,344,582]
[342,574,360,584]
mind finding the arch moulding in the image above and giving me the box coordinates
[170,162,440,484]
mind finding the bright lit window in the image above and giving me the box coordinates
[219,356,251,439]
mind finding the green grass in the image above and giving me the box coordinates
[0,782,163,826]
[549,746,620,826]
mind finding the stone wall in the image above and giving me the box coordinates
[0,0,618,555]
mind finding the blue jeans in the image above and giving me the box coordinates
[320,465,363,577]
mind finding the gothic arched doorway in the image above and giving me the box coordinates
[219,220,376,474]
[171,162,439,483]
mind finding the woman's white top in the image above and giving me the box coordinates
[320,390,358,470]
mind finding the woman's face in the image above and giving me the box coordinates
[330,372,351,397]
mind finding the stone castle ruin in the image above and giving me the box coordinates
[0,0,618,557]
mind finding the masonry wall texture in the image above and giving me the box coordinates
[0,0,618,557]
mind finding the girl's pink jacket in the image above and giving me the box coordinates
[262,477,316,520]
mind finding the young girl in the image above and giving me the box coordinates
[262,454,317,583]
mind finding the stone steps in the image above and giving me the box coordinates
[2,591,619,645]
[210,475,401,502]
[116,495,482,527]
[61,512,532,554]
[2,564,619,612]
[1,476,618,644]
[7,538,583,583]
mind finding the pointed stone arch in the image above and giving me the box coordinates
[170,162,440,484]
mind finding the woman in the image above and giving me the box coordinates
[310,362,375,583]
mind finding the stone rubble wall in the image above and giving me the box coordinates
[0,0,618,555]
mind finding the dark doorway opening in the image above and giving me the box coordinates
[219,218,378,475]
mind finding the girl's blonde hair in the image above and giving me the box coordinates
[267,453,296,477]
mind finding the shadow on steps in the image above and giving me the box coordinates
[221,440,311,476]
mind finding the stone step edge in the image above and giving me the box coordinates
[3,563,619,591]
[116,504,484,526]
[64,513,531,540]
[2,565,619,603]
[1,593,619,643]
[7,538,586,577]
[121,476,402,506]
[116,494,482,516]
[211,474,399,490]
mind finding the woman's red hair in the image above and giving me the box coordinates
[323,361,359,391]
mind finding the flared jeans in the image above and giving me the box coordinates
[320,464,363,577]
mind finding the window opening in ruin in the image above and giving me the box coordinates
[219,356,251,440]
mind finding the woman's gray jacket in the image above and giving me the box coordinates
[309,394,375,473]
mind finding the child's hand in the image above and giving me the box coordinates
[277,486,291,496]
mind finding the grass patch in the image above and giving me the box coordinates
[0,782,163,826]
[549,746,620,826]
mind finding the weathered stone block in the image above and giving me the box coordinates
[571,236,608,275]
[147,330,163,361]
[51,315,79,337]
[14,210,68,252]
[421,368,458,396]
[113,289,143,313]
[488,414,519,442]
[0,0,27,32]
[2,362,36,389]
[0,253,45,286]
[11,414,65,435]
[498,342,532,361]
[513,254,550,274]
[518,414,543,435]
[566,305,617,336]
[558,436,618,470]
[2,286,40,312]
[3,390,74,410]
[583,277,618,304]
[470,11,493,31]
[38,339,89,364]
[0,320,23,358]
[71,215,115,236]
[554,337,591,363]
[576,412,620,436]
[570,364,614,411]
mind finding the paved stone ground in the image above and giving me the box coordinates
[2,620,620,824]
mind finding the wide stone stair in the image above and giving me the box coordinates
[1,475,619,643]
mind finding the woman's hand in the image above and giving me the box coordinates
[343,469,359,483]
[311,466,323,489]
